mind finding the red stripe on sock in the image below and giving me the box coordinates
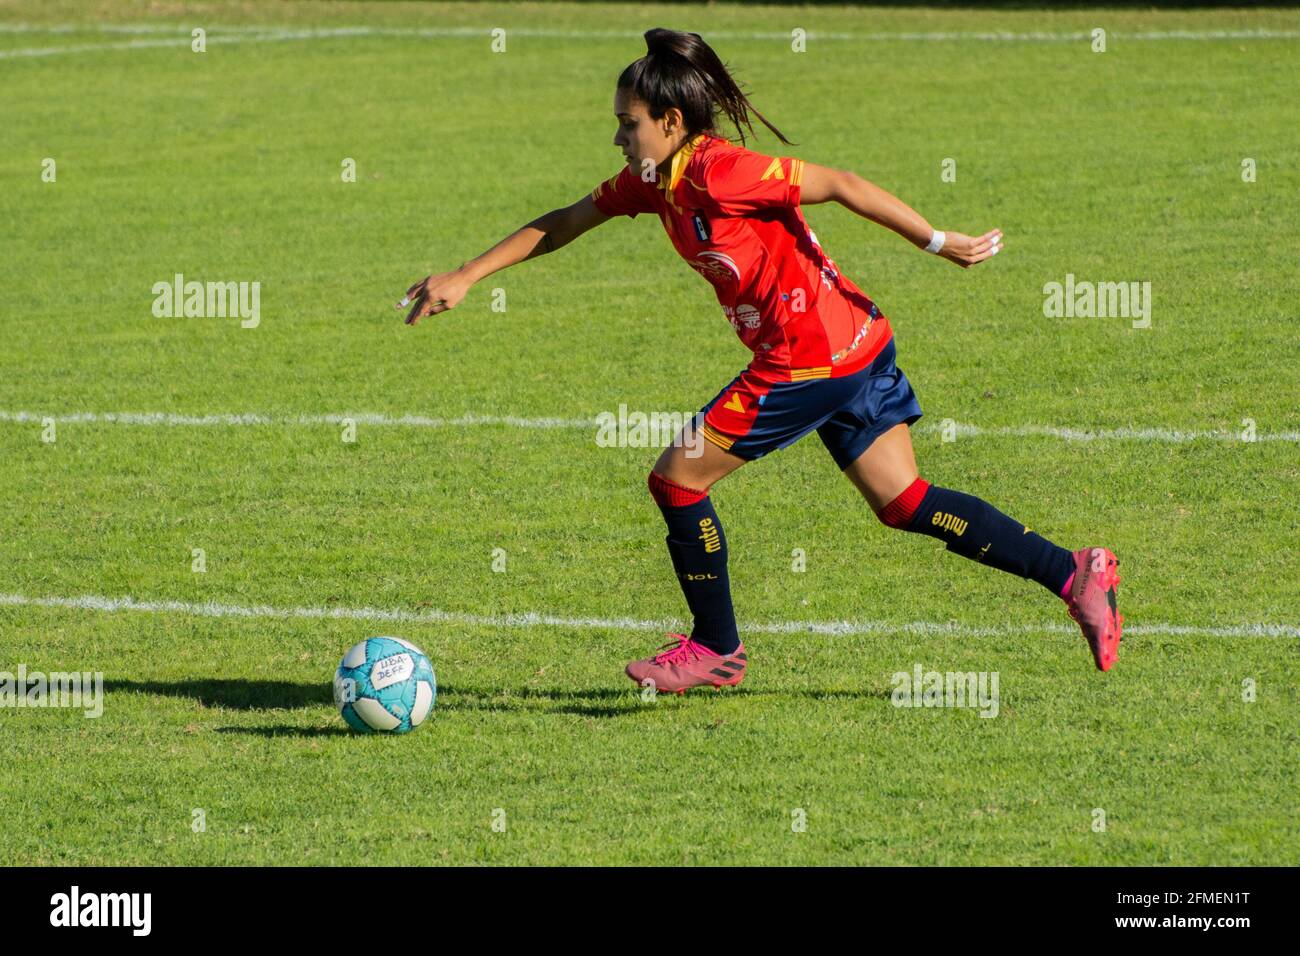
[878,477,931,528]
[648,471,709,508]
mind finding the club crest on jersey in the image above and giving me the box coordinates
[692,251,741,285]
[691,212,711,242]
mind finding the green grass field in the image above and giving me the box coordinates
[1,1,1297,866]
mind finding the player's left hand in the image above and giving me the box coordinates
[396,269,471,325]
[938,229,1002,268]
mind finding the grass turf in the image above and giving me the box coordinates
[0,1,1296,865]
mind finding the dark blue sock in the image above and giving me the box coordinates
[906,485,1074,595]
[654,495,740,655]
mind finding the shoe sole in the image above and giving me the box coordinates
[1090,550,1123,672]
[624,670,746,695]
[685,674,745,695]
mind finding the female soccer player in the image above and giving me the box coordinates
[398,28,1122,694]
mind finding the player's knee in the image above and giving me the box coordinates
[876,476,931,529]
[648,469,709,508]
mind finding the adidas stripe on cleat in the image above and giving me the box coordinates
[625,634,748,695]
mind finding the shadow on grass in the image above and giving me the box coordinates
[110,680,887,732]
[440,683,889,718]
[105,678,328,710]
[214,725,353,738]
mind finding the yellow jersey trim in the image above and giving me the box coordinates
[787,366,832,381]
[659,132,709,203]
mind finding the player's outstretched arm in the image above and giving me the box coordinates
[798,163,1001,270]
[398,195,611,325]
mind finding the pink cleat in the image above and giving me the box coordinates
[625,634,748,695]
[1064,547,1123,671]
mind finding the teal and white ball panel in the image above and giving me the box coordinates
[334,637,437,734]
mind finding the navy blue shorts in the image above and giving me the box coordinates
[698,339,923,470]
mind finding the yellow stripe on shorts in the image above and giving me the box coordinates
[701,423,737,451]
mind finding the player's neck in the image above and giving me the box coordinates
[657,131,704,178]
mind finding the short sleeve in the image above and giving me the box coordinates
[590,165,658,219]
[702,149,803,215]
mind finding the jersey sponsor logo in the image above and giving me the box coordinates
[931,512,968,537]
[722,392,747,414]
[722,303,762,332]
[735,303,761,329]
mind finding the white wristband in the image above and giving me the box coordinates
[924,230,946,254]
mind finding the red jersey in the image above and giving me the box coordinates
[590,132,891,381]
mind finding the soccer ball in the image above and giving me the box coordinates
[333,637,437,734]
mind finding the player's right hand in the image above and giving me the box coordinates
[937,229,1002,269]
[397,269,471,325]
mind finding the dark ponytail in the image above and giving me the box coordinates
[618,28,794,148]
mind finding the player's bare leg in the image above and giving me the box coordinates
[627,418,752,694]
[841,424,1122,670]
[652,415,749,489]
[841,422,918,511]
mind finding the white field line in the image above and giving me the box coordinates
[3,23,1300,41]
[930,422,1300,444]
[0,27,387,59]
[0,36,193,58]
[0,592,1295,640]
[0,23,296,34]
[0,409,592,428]
[0,409,1296,443]
[1,24,1297,60]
